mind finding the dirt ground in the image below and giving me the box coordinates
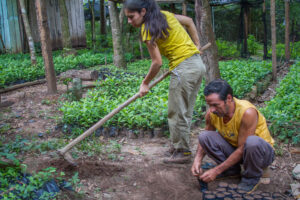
[0,65,299,200]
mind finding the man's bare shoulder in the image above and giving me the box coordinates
[241,107,258,126]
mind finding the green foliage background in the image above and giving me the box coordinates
[261,62,300,144]
[60,59,272,134]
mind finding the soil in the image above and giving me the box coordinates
[0,64,299,200]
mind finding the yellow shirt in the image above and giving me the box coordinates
[141,11,200,71]
[210,98,275,147]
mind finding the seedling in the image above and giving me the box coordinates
[62,77,72,91]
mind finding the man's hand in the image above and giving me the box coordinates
[199,168,219,183]
[191,160,203,177]
[139,82,149,97]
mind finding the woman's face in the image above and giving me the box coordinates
[124,8,146,28]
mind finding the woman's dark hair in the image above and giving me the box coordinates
[124,0,170,44]
[204,79,234,101]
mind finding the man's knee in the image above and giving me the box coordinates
[244,136,272,154]
[198,131,218,146]
[244,136,261,151]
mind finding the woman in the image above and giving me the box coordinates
[124,0,206,164]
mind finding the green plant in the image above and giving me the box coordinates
[60,59,272,134]
[216,39,239,58]
[0,123,11,134]
[247,35,262,56]
[261,62,300,144]
[0,166,62,199]
[62,77,73,91]
[268,41,300,60]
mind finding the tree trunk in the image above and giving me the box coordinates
[89,0,96,48]
[242,5,249,57]
[285,0,290,61]
[59,0,71,48]
[139,38,144,59]
[170,3,176,13]
[35,0,57,94]
[270,0,277,81]
[108,1,126,69]
[100,0,106,35]
[182,1,187,16]
[119,6,125,33]
[19,0,37,65]
[0,33,6,52]
[262,0,268,60]
[195,0,220,84]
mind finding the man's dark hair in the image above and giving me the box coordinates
[204,79,233,101]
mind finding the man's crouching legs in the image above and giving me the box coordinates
[198,131,241,174]
[238,136,275,193]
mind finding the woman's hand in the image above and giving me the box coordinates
[197,44,203,55]
[139,82,150,97]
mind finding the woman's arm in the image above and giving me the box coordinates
[174,14,202,53]
[139,40,162,97]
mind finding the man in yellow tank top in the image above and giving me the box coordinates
[191,79,275,193]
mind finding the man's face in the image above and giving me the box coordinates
[205,93,229,117]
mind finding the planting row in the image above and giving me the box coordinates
[60,59,272,135]
[0,50,133,88]
[217,38,300,59]
[261,62,300,144]
[2,39,298,88]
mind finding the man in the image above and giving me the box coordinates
[191,79,275,193]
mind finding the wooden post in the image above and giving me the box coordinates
[270,0,277,81]
[100,0,106,35]
[89,0,96,49]
[182,1,187,16]
[139,38,144,59]
[195,0,220,84]
[242,4,249,57]
[285,0,290,61]
[262,0,268,60]
[0,33,6,52]
[59,0,71,48]
[108,0,126,69]
[19,0,37,65]
[35,0,57,94]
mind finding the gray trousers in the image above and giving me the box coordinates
[198,131,275,179]
[168,54,206,150]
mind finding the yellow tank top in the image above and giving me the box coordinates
[141,11,200,71]
[210,98,274,147]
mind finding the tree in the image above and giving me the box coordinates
[108,1,126,68]
[0,33,6,53]
[100,0,106,35]
[195,0,220,84]
[262,0,268,60]
[285,0,290,61]
[89,0,96,49]
[59,0,71,48]
[35,0,57,94]
[270,0,277,81]
[242,4,249,57]
[19,0,37,65]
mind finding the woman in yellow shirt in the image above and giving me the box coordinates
[124,0,206,164]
